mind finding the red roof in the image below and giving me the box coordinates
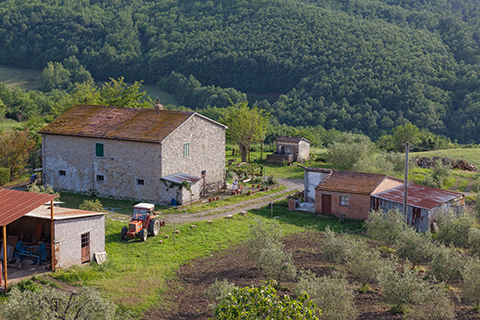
[0,189,58,226]
[372,184,464,209]
[315,171,389,195]
[38,105,195,144]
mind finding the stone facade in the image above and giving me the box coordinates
[54,215,105,268]
[42,113,225,203]
[266,137,310,164]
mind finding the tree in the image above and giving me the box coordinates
[0,129,36,179]
[40,62,71,92]
[214,281,319,320]
[53,78,153,116]
[220,101,271,162]
[326,132,374,171]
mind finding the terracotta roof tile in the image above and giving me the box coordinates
[38,105,194,143]
[315,170,388,195]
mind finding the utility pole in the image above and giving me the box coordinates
[403,142,409,226]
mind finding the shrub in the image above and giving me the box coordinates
[409,284,455,320]
[79,199,105,212]
[0,167,10,185]
[246,219,296,281]
[395,227,436,266]
[256,240,297,281]
[365,209,406,246]
[462,258,480,309]
[215,281,319,320]
[468,227,480,256]
[205,279,236,308]
[377,259,428,313]
[1,287,117,320]
[295,270,357,320]
[436,211,477,247]
[26,184,60,199]
[322,227,364,264]
[430,244,464,281]
[347,246,384,287]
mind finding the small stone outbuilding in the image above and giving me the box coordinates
[266,136,310,165]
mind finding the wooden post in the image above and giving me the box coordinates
[51,200,55,271]
[403,142,409,226]
[3,225,7,291]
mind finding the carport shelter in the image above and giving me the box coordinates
[0,189,106,290]
[0,189,57,290]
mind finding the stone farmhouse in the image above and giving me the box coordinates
[39,105,226,204]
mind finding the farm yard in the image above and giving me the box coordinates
[2,145,480,319]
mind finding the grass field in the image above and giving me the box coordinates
[0,119,23,131]
[0,65,42,90]
[411,148,480,164]
[49,200,362,314]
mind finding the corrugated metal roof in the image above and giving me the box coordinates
[315,170,388,195]
[0,189,58,226]
[276,136,310,143]
[161,172,202,184]
[26,205,104,220]
[372,183,464,210]
[38,105,195,144]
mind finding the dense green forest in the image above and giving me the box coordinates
[0,0,480,143]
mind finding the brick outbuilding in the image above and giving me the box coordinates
[314,171,403,220]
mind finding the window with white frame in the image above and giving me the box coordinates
[340,196,349,206]
[59,170,66,176]
[183,142,190,157]
[96,174,104,182]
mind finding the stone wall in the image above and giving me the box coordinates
[297,140,310,161]
[43,135,163,201]
[161,115,225,190]
[159,179,201,205]
[54,215,105,268]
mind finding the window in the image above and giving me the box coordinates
[183,142,190,157]
[59,170,66,176]
[137,179,145,185]
[96,175,104,182]
[96,143,104,157]
[340,196,349,206]
[81,232,90,248]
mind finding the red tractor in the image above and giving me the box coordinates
[121,203,165,241]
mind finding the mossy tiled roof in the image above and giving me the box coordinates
[315,170,389,195]
[39,105,194,143]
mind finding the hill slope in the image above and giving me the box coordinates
[0,0,479,142]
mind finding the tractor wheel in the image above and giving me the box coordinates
[121,226,128,240]
[140,228,148,242]
[148,219,160,236]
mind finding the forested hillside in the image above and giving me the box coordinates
[0,0,479,142]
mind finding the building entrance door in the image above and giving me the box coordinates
[322,194,332,214]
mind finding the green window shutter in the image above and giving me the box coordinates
[183,143,190,157]
[96,143,104,157]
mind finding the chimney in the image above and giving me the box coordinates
[154,99,163,111]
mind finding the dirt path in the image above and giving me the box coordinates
[160,178,303,224]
